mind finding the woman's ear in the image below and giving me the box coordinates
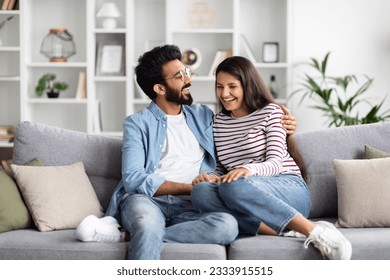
[153,84,165,96]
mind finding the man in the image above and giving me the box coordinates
[106,45,297,260]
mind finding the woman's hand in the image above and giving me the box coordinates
[220,167,251,183]
[280,105,297,135]
[192,173,220,186]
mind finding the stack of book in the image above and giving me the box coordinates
[0,125,15,143]
[1,0,18,10]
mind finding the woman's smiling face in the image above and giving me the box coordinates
[216,71,250,118]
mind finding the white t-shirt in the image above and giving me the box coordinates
[155,112,205,183]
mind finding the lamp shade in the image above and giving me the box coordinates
[96,3,121,18]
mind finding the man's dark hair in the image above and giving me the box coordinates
[135,44,182,100]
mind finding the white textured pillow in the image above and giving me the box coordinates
[11,162,104,232]
[333,158,390,227]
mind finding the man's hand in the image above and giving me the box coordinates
[192,173,220,185]
[280,105,297,135]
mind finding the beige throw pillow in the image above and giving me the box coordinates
[333,158,390,227]
[11,162,104,232]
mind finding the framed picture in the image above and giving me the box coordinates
[96,41,125,76]
[262,42,279,63]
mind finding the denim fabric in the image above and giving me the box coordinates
[191,174,310,235]
[106,101,216,221]
[120,194,238,260]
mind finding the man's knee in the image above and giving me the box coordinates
[208,213,239,244]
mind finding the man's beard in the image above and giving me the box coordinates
[165,83,193,105]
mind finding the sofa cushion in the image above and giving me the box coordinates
[333,158,390,227]
[0,229,227,260]
[293,121,390,218]
[12,121,123,211]
[0,170,31,233]
[11,162,104,232]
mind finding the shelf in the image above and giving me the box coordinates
[27,98,88,104]
[253,62,289,68]
[27,62,88,68]
[94,28,127,34]
[0,46,20,52]
[0,76,20,81]
[0,142,13,148]
[172,29,234,34]
[94,76,127,82]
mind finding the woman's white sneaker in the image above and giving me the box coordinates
[304,221,352,260]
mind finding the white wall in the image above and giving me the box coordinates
[290,0,390,132]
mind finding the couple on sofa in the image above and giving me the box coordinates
[103,44,351,260]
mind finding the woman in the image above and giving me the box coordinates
[191,56,352,260]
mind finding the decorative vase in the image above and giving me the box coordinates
[47,91,59,98]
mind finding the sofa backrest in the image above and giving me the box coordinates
[12,121,122,211]
[294,121,390,218]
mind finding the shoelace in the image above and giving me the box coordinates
[304,234,334,257]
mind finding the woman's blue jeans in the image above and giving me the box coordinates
[120,194,238,260]
[191,174,310,235]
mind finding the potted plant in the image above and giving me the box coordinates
[291,52,390,127]
[35,73,69,98]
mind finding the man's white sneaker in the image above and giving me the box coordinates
[304,221,352,260]
[75,215,122,243]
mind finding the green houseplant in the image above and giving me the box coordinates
[35,73,69,98]
[292,52,390,127]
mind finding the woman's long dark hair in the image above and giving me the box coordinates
[215,56,307,180]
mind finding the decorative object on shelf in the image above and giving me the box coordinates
[96,2,121,29]
[40,29,76,62]
[182,48,202,74]
[209,48,232,76]
[188,0,214,28]
[240,34,257,63]
[75,71,87,99]
[0,125,14,143]
[96,40,125,76]
[0,15,13,47]
[262,42,279,63]
[268,75,278,98]
[35,73,69,98]
[292,52,390,127]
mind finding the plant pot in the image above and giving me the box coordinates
[47,91,59,98]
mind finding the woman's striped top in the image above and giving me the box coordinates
[213,103,301,177]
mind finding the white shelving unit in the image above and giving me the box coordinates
[0,0,292,143]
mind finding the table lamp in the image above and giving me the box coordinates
[96,2,121,29]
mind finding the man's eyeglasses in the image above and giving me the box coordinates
[165,67,192,81]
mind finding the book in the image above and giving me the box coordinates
[93,100,102,133]
[240,34,257,63]
[75,71,87,99]
[7,0,16,10]
[0,125,14,135]
[208,48,232,76]
[1,0,10,10]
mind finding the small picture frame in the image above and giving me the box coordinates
[262,42,279,63]
[96,41,125,76]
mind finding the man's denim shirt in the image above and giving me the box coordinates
[106,101,216,221]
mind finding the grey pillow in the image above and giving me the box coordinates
[333,158,390,227]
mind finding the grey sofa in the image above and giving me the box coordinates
[1,120,390,260]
